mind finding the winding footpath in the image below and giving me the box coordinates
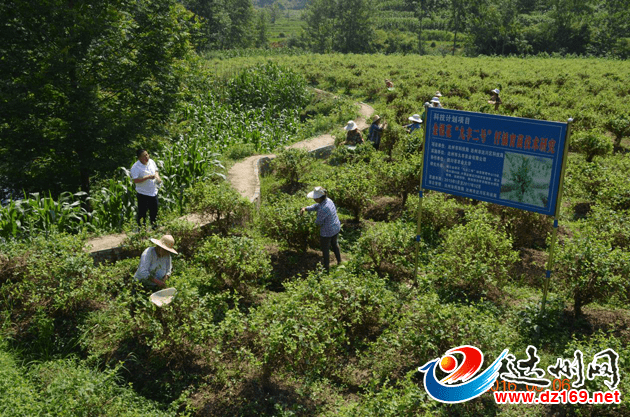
[86,99,374,254]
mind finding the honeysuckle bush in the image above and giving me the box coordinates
[194,235,272,291]
[429,207,520,301]
[554,225,630,318]
[270,148,313,188]
[256,194,319,252]
[249,268,397,381]
[327,162,379,221]
[0,348,175,417]
[403,192,463,245]
[0,232,103,360]
[186,179,253,235]
[570,129,614,162]
[357,290,519,385]
[353,219,417,275]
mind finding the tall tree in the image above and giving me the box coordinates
[332,0,375,53]
[303,0,336,53]
[0,0,193,197]
[404,0,447,54]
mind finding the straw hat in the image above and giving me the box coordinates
[150,234,178,254]
[344,120,358,131]
[408,114,423,123]
[372,114,381,122]
[491,88,500,95]
[150,287,177,306]
[435,91,442,97]
[307,186,326,199]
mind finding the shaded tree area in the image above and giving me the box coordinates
[0,0,195,198]
[180,0,255,50]
[301,0,376,53]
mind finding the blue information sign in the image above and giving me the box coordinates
[422,108,568,216]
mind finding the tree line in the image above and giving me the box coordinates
[298,0,630,56]
[2,0,629,201]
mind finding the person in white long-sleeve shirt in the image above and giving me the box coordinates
[134,234,177,288]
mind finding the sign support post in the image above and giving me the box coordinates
[414,103,430,281]
[540,118,573,315]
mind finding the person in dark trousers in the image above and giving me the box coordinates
[130,149,162,229]
[368,114,387,150]
[300,187,341,272]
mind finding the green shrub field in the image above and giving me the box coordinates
[2,52,630,416]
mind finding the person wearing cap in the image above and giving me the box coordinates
[488,88,502,110]
[430,96,443,108]
[344,120,364,146]
[131,149,162,229]
[134,234,177,288]
[300,187,342,272]
[368,114,387,150]
[404,114,423,133]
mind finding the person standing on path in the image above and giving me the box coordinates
[131,149,162,229]
[300,187,341,272]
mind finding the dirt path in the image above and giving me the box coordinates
[86,99,374,253]
[228,101,374,201]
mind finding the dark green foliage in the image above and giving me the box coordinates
[327,163,378,221]
[271,148,313,187]
[186,180,252,234]
[0,348,174,417]
[359,291,518,383]
[605,115,630,147]
[257,195,319,251]
[227,62,311,112]
[375,153,423,207]
[354,219,416,274]
[555,226,630,318]
[250,268,396,380]
[571,130,613,162]
[194,235,272,289]
[430,207,519,301]
[0,0,194,196]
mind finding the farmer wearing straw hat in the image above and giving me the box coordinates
[488,88,502,110]
[434,91,443,98]
[134,234,178,288]
[131,149,162,229]
[368,114,387,150]
[344,120,364,146]
[300,187,341,272]
[404,114,423,133]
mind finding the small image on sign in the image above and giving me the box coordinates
[500,153,553,208]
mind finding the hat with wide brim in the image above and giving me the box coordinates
[150,287,177,307]
[431,96,441,103]
[150,234,178,254]
[372,114,381,122]
[491,88,500,95]
[435,91,443,97]
[307,186,326,199]
[408,114,423,123]
[344,120,358,131]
